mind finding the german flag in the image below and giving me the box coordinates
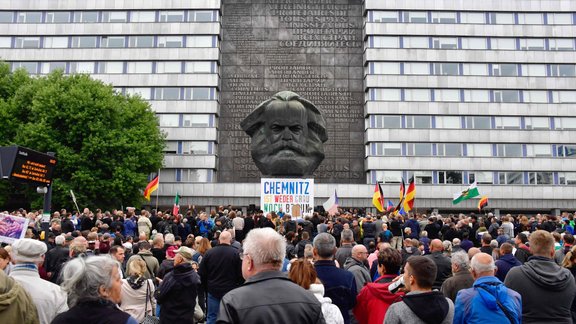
[478,196,489,211]
[393,179,406,214]
[404,177,416,212]
[143,175,159,201]
[372,182,385,212]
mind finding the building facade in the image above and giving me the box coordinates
[2,0,576,214]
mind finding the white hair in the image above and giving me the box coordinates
[164,233,175,245]
[470,253,496,273]
[55,235,66,246]
[243,228,286,268]
[451,251,469,271]
[60,255,118,307]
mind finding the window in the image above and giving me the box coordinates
[182,114,210,127]
[437,143,463,156]
[492,64,518,76]
[469,172,493,184]
[548,13,573,25]
[164,141,178,154]
[70,62,95,73]
[559,172,576,185]
[74,12,99,23]
[407,143,432,156]
[461,38,488,50]
[403,37,428,49]
[404,63,429,75]
[465,116,491,129]
[495,116,521,129]
[496,144,523,157]
[98,62,124,74]
[182,141,210,154]
[524,91,548,103]
[44,37,68,48]
[372,11,399,23]
[406,116,431,128]
[494,90,520,103]
[529,172,553,185]
[523,64,547,77]
[403,11,428,23]
[15,37,40,48]
[125,88,151,100]
[461,12,486,24]
[405,89,431,101]
[184,88,211,100]
[431,12,457,24]
[463,64,489,76]
[499,172,523,185]
[71,36,97,48]
[131,11,156,23]
[0,12,13,23]
[17,12,42,23]
[464,90,490,102]
[158,36,183,48]
[438,171,463,184]
[372,88,401,101]
[468,144,492,157]
[551,64,576,77]
[187,36,214,47]
[549,39,575,51]
[526,144,552,157]
[189,10,216,22]
[525,117,550,129]
[160,11,185,22]
[491,38,516,50]
[179,169,209,182]
[41,62,66,74]
[520,38,545,50]
[372,62,400,75]
[374,170,404,183]
[435,116,460,129]
[46,12,70,23]
[552,91,576,103]
[407,171,433,184]
[127,62,153,74]
[435,89,460,102]
[185,61,213,73]
[101,36,125,48]
[158,114,180,127]
[432,37,458,49]
[129,36,154,48]
[373,143,402,156]
[556,117,576,130]
[518,13,543,25]
[102,11,128,23]
[155,88,181,100]
[12,62,38,74]
[372,36,399,48]
[372,115,401,128]
[490,13,514,24]
[558,145,576,157]
[156,61,181,73]
[433,63,459,75]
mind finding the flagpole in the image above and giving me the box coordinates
[155,169,160,211]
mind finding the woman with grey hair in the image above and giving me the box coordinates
[52,255,138,324]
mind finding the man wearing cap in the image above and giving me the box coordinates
[9,238,68,324]
[156,246,201,324]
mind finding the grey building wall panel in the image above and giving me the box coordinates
[163,155,217,169]
[91,74,219,88]
[161,128,218,141]
[364,0,576,12]
[2,23,220,37]
[6,0,222,10]
[150,101,219,114]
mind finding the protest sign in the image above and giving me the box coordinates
[261,178,314,218]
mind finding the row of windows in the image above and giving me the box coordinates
[0,35,218,49]
[368,115,576,130]
[368,62,575,77]
[368,88,576,104]
[11,61,217,75]
[368,11,574,25]
[368,143,576,158]
[0,10,219,23]
[163,141,215,155]
[160,169,214,183]
[368,36,576,51]
[371,170,576,185]
[117,87,217,101]
[157,114,216,128]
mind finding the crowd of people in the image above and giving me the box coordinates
[1,205,576,324]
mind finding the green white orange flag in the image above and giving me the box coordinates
[172,192,180,215]
[453,182,481,205]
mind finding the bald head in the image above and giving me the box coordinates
[219,230,232,244]
[352,244,368,262]
[430,239,443,252]
[470,252,496,279]
[468,247,481,260]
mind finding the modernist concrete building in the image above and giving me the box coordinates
[2,0,576,215]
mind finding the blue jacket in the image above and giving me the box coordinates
[406,219,420,239]
[454,276,522,324]
[123,218,137,237]
[314,260,357,324]
[495,254,522,282]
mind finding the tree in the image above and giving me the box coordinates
[0,63,165,210]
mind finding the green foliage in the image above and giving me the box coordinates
[0,63,165,210]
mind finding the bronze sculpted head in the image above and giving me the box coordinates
[241,91,328,177]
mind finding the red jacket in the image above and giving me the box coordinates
[354,275,404,324]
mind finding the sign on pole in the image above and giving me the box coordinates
[261,178,314,218]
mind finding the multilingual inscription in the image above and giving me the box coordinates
[220,0,365,183]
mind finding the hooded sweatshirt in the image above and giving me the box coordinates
[309,283,344,324]
[0,271,39,324]
[384,290,454,324]
[504,256,576,324]
[354,275,404,324]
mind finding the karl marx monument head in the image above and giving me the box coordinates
[240,91,328,177]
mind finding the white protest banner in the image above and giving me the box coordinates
[0,213,29,244]
[261,178,314,218]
